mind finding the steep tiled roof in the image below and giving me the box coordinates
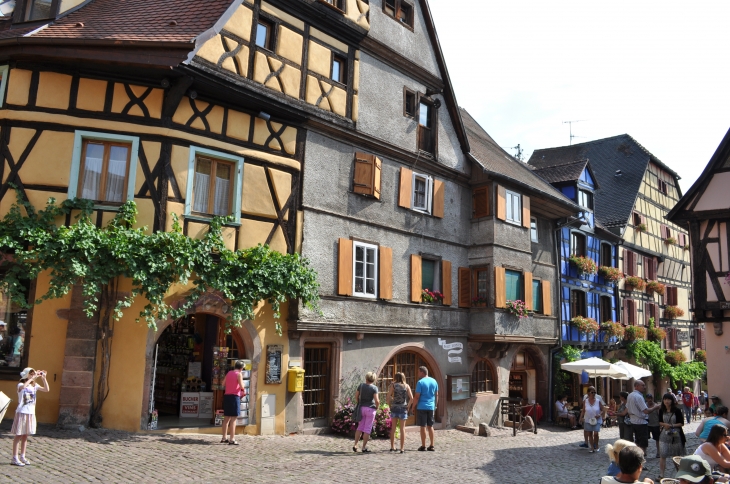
[1,0,234,43]
[531,159,588,184]
[460,108,578,211]
[528,134,666,228]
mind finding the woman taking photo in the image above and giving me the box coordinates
[387,372,413,453]
[694,424,730,475]
[580,386,607,453]
[658,392,686,481]
[11,368,49,467]
[352,371,379,453]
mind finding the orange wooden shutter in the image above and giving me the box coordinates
[373,156,382,200]
[522,195,531,229]
[523,272,533,310]
[541,280,551,315]
[379,246,393,300]
[441,260,452,305]
[433,179,445,218]
[631,300,637,326]
[353,152,376,196]
[496,185,506,221]
[473,186,489,218]
[398,167,413,208]
[337,238,353,296]
[494,266,506,308]
[410,254,422,302]
[458,267,471,308]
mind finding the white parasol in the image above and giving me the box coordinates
[614,361,652,380]
[560,357,629,379]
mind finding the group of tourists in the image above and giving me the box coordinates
[601,444,721,484]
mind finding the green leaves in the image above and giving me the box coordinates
[0,193,319,336]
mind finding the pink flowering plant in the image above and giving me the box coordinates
[331,398,358,435]
[506,299,529,318]
[421,288,444,305]
[568,255,598,275]
[371,403,392,438]
[598,266,623,284]
[600,321,625,340]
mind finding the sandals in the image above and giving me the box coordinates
[427,445,435,451]
[220,438,229,444]
[228,440,239,445]
[361,447,371,453]
[418,446,426,451]
[390,448,396,452]
[352,446,358,453]
[400,450,405,454]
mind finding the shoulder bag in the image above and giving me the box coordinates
[352,384,363,423]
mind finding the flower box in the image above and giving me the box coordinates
[568,255,598,275]
[422,288,444,305]
[665,349,686,366]
[624,276,645,291]
[645,281,665,296]
[624,325,646,341]
[636,223,647,232]
[506,300,529,318]
[600,321,625,341]
[598,266,623,284]
[664,236,677,246]
[663,305,685,319]
[471,296,489,307]
[694,349,706,363]
[571,316,599,335]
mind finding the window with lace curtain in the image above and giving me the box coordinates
[185,147,243,221]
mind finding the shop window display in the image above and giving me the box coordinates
[0,277,30,370]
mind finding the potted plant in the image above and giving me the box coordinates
[683,245,690,251]
[695,349,706,363]
[665,236,677,246]
[506,299,529,318]
[571,316,599,335]
[568,255,598,275]
[624,276,646,291]
[665,349,686,366]
[636,223,647,232]
[421,288,444,305]
[601,321,625,341]
[646,281,666,296]
[664,305,685,319]
[624,325,647,342]
[646,318,666,343]
[471,296,489,307]
[598,266,623,283]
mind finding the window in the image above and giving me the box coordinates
[404,89,416,118]
[0,274,31,370]
[184,146,243,220]
[411,172,432,213]
[352,152,381,199]
[530,217,538,242]
[658,179,668,195]
[578,189,593,210]
[601,243,613,267]
[643,256,657,280]
[255,19,273,49]
[421,258,440,292]
[600,295,612,323]
[505,189,521,224]
[25,0,54,21]
[532,279,542,312]
[646,302,658,326]
[471,360,495,394]
[475,268,489,303]
[665,286,678,306]
[319,0,344,11]
[505,270,521,301]
[353,241,378,298]
[472,186,490,219]
[417,100,436,153]
[624,299,637,325]
[624,249,637,277]
[570,290,586,318]
[68,131,139,206]
[570,232,586,257]
[0,65,8,109]
[383,0,414,28]
[632,212,642,227]
[661,224,672,240]
[332,56,346,84]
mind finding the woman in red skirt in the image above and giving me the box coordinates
[11,368,49,467]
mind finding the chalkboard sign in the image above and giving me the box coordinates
[266,344,283,384]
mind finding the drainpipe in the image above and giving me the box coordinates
[548,221,565,422]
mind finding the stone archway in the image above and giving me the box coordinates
[139,291,262,430]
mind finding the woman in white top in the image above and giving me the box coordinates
[580,386,607,453]
[11,367,49,467]
[694,424,730,477]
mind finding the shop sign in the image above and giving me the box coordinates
[676,331,689,342]
[198,392,214,418]
[180,392,200,418]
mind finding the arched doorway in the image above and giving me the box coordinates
[377,350,434,426]
[509,350,535,403]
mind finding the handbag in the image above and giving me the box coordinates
[352,384,363,423]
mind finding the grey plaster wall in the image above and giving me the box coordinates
[531,216,555,266]
[366,0,440,76]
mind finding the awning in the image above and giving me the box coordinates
[560,357,628,379]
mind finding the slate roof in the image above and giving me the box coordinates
[528,134,676,228]
[460,108,579,212]
[531,159,588,185]
[0,0,234,43]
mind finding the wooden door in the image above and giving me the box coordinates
[303,345,331,421]
[377,351,433,426]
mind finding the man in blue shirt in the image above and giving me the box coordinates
[410,366,438,451]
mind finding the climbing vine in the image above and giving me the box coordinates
[553,345,582,398]
[626,339,706,393]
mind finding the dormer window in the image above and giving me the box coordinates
[578,189,593,210]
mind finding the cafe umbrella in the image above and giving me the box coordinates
[560,357,629,379]
[614,361,652,380]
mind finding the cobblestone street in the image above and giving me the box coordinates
[0,421,705,483]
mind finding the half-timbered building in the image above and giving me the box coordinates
[667,127,730,405]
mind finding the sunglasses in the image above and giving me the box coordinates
[589,391,596,394]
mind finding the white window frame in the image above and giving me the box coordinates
[352,241,378,299]
[505,189,521,225]
[530,216,538,242]
[185,146,244,224]
[67,130,140,210]
[411,172,432,213]
[0,65,8,108]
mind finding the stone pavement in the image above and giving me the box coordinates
[0,420,705,483]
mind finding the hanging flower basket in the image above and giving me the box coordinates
[624,325,647,341]
[646,281,666,296]
[665,349,686,366]
[646,322,666,343]
[600,321,625,341]
[421,289,444,305]
[568,255,598,275]
[664,305,685,319]
[664,236,677,246]
[506,300,529,318]
[636,223,647,232]
[571,316,599,335]
[598,266,623,283]
[624,276,645,291]
[695,349,706,363]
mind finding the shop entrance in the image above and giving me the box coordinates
[151,313,246,429]
[303,345,331,423]
[377,351,433,426]
[509,350,535,403]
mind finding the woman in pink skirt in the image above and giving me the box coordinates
[11,368,49,467]
[352,371,380,453]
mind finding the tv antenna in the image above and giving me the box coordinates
[512,144,524,162]
[563,120,586,145]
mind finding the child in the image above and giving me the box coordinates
[605,439,638,477]
[11,368,49,466]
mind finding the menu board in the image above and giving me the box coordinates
[266,345,282,384]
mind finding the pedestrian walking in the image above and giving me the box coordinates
[616,392,631,441]
[605,439,637,477]
[221,360,246,445]
[626,380,660,456]
[682,387,695,424]
[352,371,379,453]
[645,394,661,458]
[11,367,49,467]
[658,393,686,481]
[579,386,606,453]
[410,366,438,452]
[387,372,413,453]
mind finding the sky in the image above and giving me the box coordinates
[428,1,730,193]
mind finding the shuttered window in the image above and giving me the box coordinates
[494,266,506,308]
[600,295,612,323]
[353,241,378,298]
[379,246,393,300]
[505,190,521,224]
[623,299,637,326]
[410,254,422,303]
[601,243,613,267]
[645,302,658,326]
[624,250,637,277]
[644,256,657,280]
[398,167,444,218]
[570,290,586,318]
[352,152,382,199]
[571,232,586,257]
[458,267,472,308]
[473,186,490,218]
[505,270,521,301]
[524,272,533,310]
[441,260,452,306]
[532,279,541,313]
[338,239,392,299]
[665,286,678,306]
[694,328,706,350]
[541,281,551,316]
